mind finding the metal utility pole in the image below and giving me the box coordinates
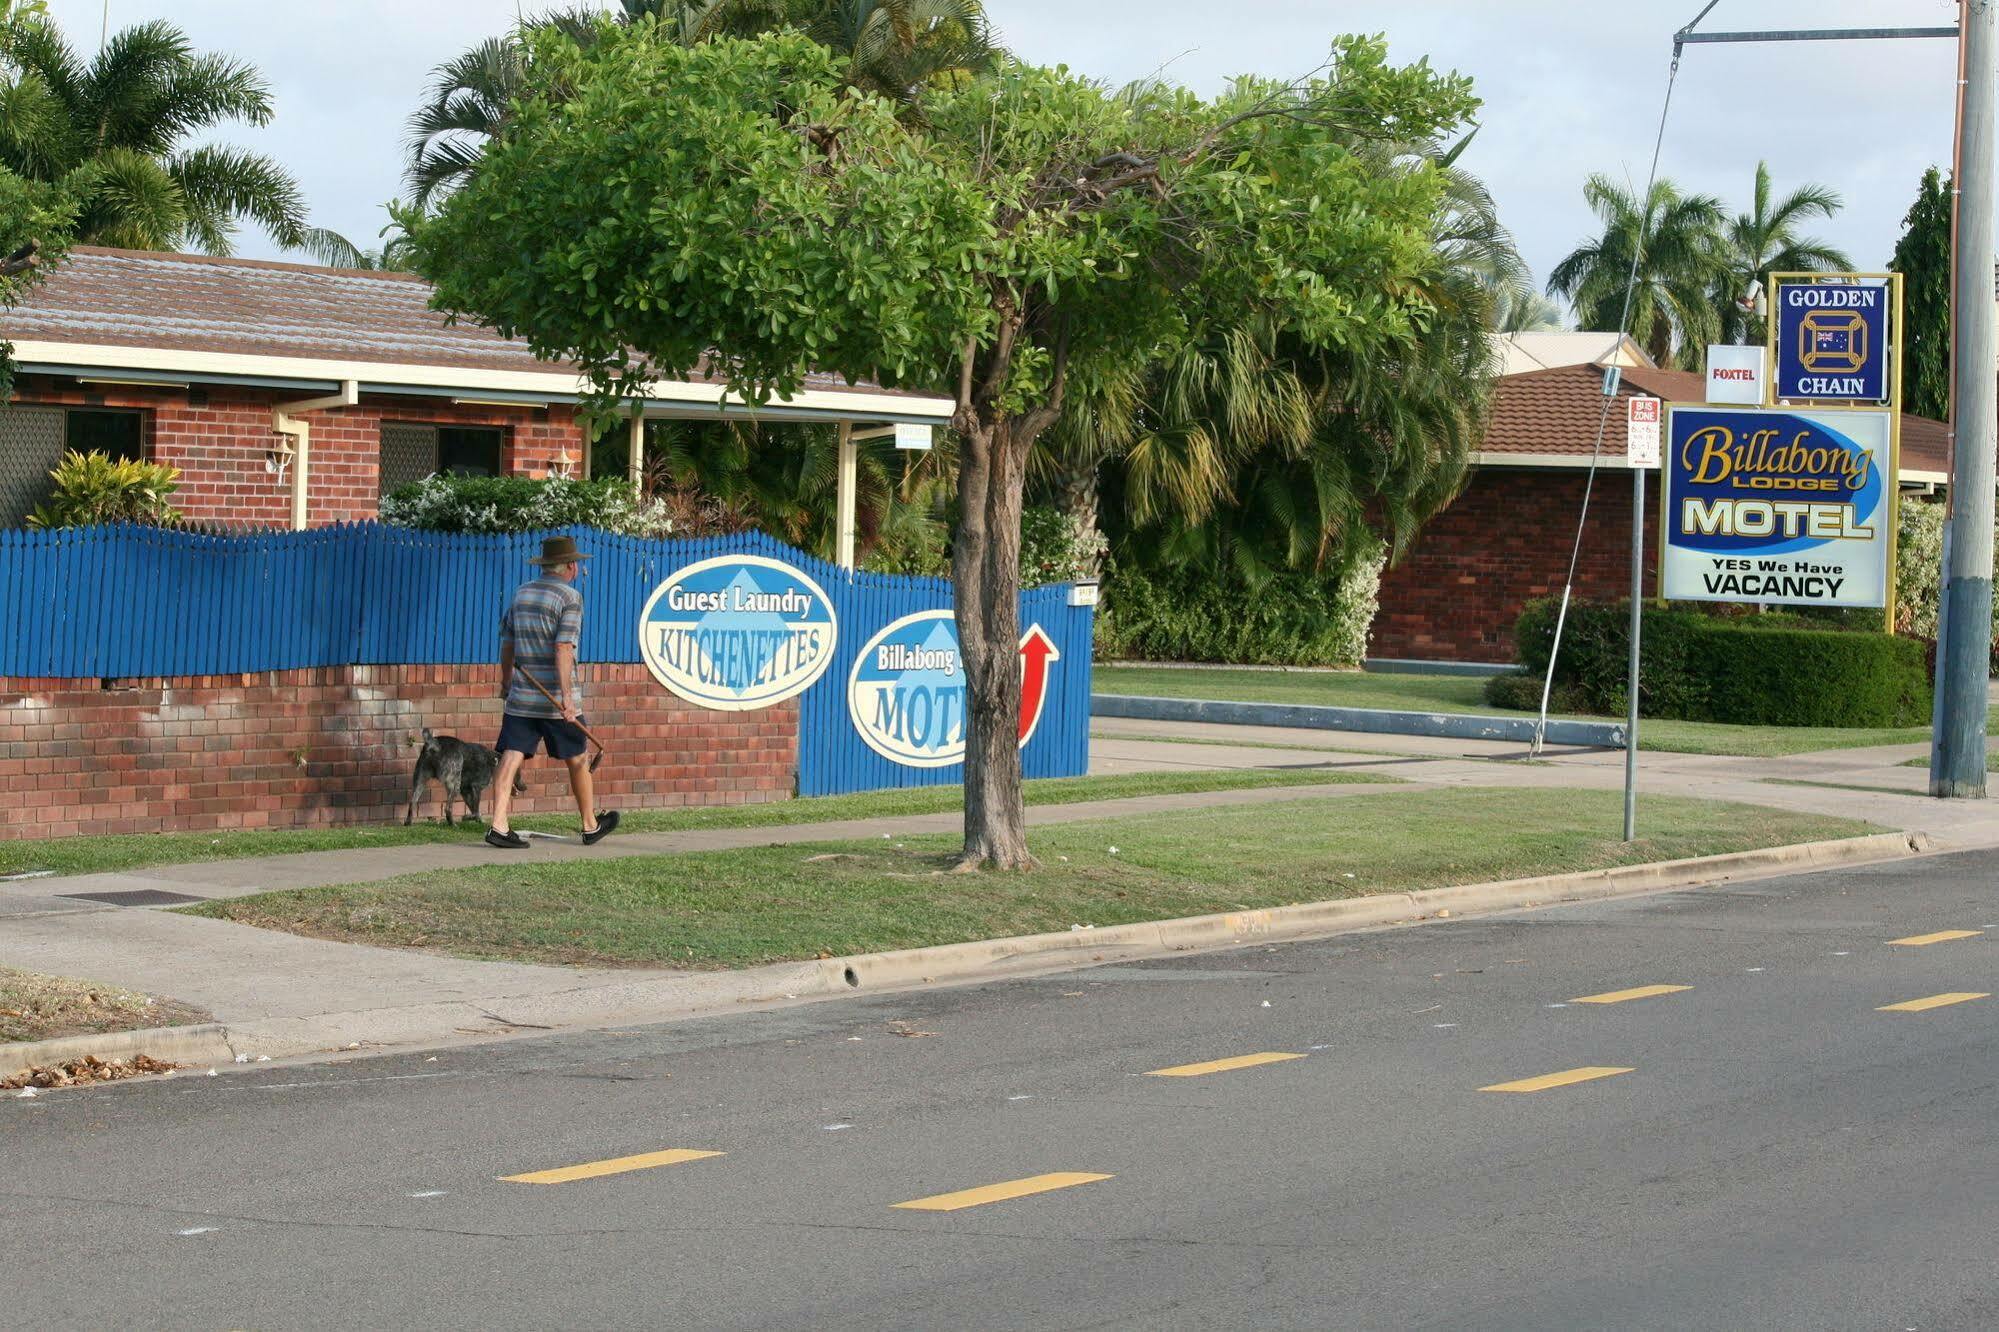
[1934,0,1998,798]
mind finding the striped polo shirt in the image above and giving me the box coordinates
[500,577,584,718]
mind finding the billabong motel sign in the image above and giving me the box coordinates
[639,556,1062,768]
[1659,273,1903,619]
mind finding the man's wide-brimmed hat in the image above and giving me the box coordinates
[529,535,591,567]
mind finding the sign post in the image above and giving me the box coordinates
[1623,396,1661,841]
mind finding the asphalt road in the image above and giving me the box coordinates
[3,850,1996,1330]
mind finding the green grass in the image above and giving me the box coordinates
[184,788,1876,970]
[1899,752,1999,771]
[0,768,1388,880]
[1091,730,1421,760]
[1097,666,1497,715]
[1758,778,1920,796]
[1094,666,1999,759]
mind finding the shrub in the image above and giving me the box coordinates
[379,474,689,538]
[1509,598,1930,727]
[1018,505,1108,587]
[25,450,182,529]
[1695,626,1930,726]
[1891,499,1998,674]
[1098,542,1384,667]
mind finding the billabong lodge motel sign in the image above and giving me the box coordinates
[1660,273,1905,627]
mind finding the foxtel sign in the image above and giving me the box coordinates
[1660,405,1892,609]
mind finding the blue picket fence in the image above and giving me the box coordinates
[0,523,1093,795]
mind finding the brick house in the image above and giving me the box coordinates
[1370,360,1951,664]
[0,247,950,529]
[0,248,959,840]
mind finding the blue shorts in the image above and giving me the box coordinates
[497,712,590,761]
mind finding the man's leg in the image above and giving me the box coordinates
[564,753,597,834]
[490,748,527,834]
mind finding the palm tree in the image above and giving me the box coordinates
[637,416,953,570]
[1546,174,1727,369]
[1716,161,1851,343]
[403,1,999,207]
[293,222,417,272]
[1489,286,1565,333]
[0,16,307,253]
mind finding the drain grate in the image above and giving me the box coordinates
[58,889,207,907]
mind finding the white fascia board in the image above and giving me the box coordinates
[1473,452,1637,469]
[10,340,955,421]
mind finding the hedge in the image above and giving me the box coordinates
[1097,544,1384,667]
[1494,599,1930,727]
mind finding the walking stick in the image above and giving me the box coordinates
[514,665,607,772]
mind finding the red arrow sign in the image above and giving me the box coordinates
[1017,624,1061,746]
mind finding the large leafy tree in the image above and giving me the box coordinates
[1546,174,1727,368]
[401,23,1477,868]
[1890,165,1950,422]
[404,0,998,208]
[0,165,73,397]
[1716,160,1851,344]
[1050,143,1505,586]
[0,15,306,253]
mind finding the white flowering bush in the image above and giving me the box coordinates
[1098,539,1385,666]
[379,475,679,538]
[1019,506,1108,585]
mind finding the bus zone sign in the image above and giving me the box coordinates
[1660,404,1892,609]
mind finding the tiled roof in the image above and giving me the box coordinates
[0,246,932,399]
[1481,361,1949,478]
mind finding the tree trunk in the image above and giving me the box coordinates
[952,416,1034,870]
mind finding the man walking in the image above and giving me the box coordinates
[485,534,619,850]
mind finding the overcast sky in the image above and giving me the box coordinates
[45,0,1965,307]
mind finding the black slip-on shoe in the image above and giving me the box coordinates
[581,810,621,846]
[485,828,529,850]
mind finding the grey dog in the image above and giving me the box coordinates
[404,729,524,827]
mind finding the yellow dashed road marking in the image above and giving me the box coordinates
[1146,1052,1306,1077]
[1572,984,1692,1005]
[1877,992,1989,1013]
[1889,930,1984,947]
[1480,1066,1633,1093]
[501,1148,724,1184]
[893,1172,1111,1212]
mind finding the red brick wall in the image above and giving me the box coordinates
[1371,467,1657,664]
[13,377,590,529]
[0,665,797,840]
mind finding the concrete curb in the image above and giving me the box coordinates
[1,1021,235,1079]
[1092,693,1626,748]
[204,828,1924,1065]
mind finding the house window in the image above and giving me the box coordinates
[379,423,505,497]
[65,409,144,462]
[438,426,503,477]
[0,405,147,527]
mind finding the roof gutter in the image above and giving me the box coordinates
[273,380,358,531]
[6,340,956,422]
